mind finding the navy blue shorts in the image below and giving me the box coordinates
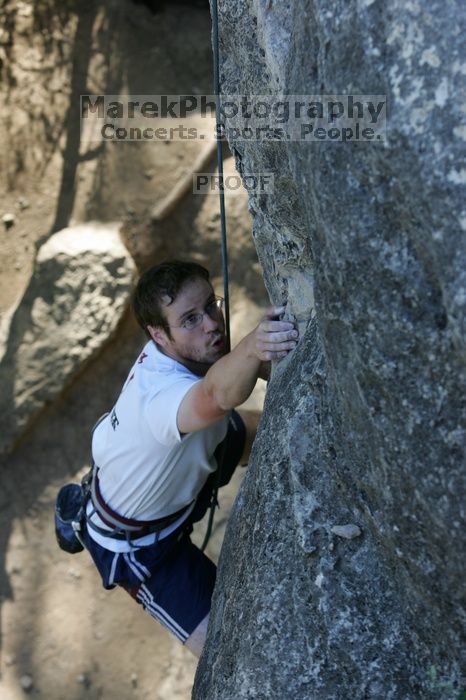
[83,410,246,643]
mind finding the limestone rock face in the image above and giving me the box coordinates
[193,1,466,698]
[0,224,136,454]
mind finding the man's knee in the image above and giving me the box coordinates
[185,613,209,657]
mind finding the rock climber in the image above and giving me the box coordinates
[82,259,298,656]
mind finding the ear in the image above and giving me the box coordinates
[147,325,169,347]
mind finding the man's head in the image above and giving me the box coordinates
[133,260,226,372]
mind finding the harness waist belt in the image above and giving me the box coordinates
[91,470,192,537]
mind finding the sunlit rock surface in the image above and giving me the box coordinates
[0,224,135,454]
[193,1,466,698]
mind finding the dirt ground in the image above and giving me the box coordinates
[0,2,268,698]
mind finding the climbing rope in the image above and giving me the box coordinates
[201,0,229,551]
[211,0,230,353]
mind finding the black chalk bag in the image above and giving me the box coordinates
[54,483,85,554]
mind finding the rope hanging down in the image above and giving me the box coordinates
[201,0,229,552]
[211,0,230,354]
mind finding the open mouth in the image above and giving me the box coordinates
[212,336,225,350]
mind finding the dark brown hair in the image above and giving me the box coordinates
[133,260,210,338]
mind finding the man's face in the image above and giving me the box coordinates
[148,277,227,371]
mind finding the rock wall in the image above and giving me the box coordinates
[193,1,466,698]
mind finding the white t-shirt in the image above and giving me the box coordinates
[87,340,228,552]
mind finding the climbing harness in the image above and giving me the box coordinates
[55,465,194,553]
[87,466,192,543]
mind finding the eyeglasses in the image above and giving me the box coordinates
[171,297,225,331]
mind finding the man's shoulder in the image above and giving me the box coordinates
[131,342,199,397]
[129,341,177,378]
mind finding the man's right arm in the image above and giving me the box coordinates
[176,306,298,434]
